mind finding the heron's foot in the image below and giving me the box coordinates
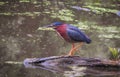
[68,49,76,56]
[68,42,84,56]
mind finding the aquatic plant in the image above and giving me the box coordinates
[109,47,120,60]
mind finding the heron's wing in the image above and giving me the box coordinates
[67,25,91,43]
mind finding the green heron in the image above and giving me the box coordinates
[47,22,91,56]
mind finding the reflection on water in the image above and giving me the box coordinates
[0,0,120,77]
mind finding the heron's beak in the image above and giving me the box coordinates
[46,24,53,27]
[46,24,55,28]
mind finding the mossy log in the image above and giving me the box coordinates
[24,56,120,76]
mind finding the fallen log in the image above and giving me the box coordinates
[24,56,120,76]
[24,56,120,67]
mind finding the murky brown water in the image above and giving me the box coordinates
[0,0,120,77]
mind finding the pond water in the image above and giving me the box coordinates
[0,0,120,77]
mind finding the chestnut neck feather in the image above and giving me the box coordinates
[54,24,71,42]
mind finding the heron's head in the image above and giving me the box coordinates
[47,22,63,28]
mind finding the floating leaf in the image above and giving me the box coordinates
[5,61,23,64]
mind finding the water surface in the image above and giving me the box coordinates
[0,0,120,77]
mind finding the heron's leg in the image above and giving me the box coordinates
[71,43,75,49]
[68,43,75,56]
[68,42,84,56]
[71,43,77,52]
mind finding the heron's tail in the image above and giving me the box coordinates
[86,38,91,44]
